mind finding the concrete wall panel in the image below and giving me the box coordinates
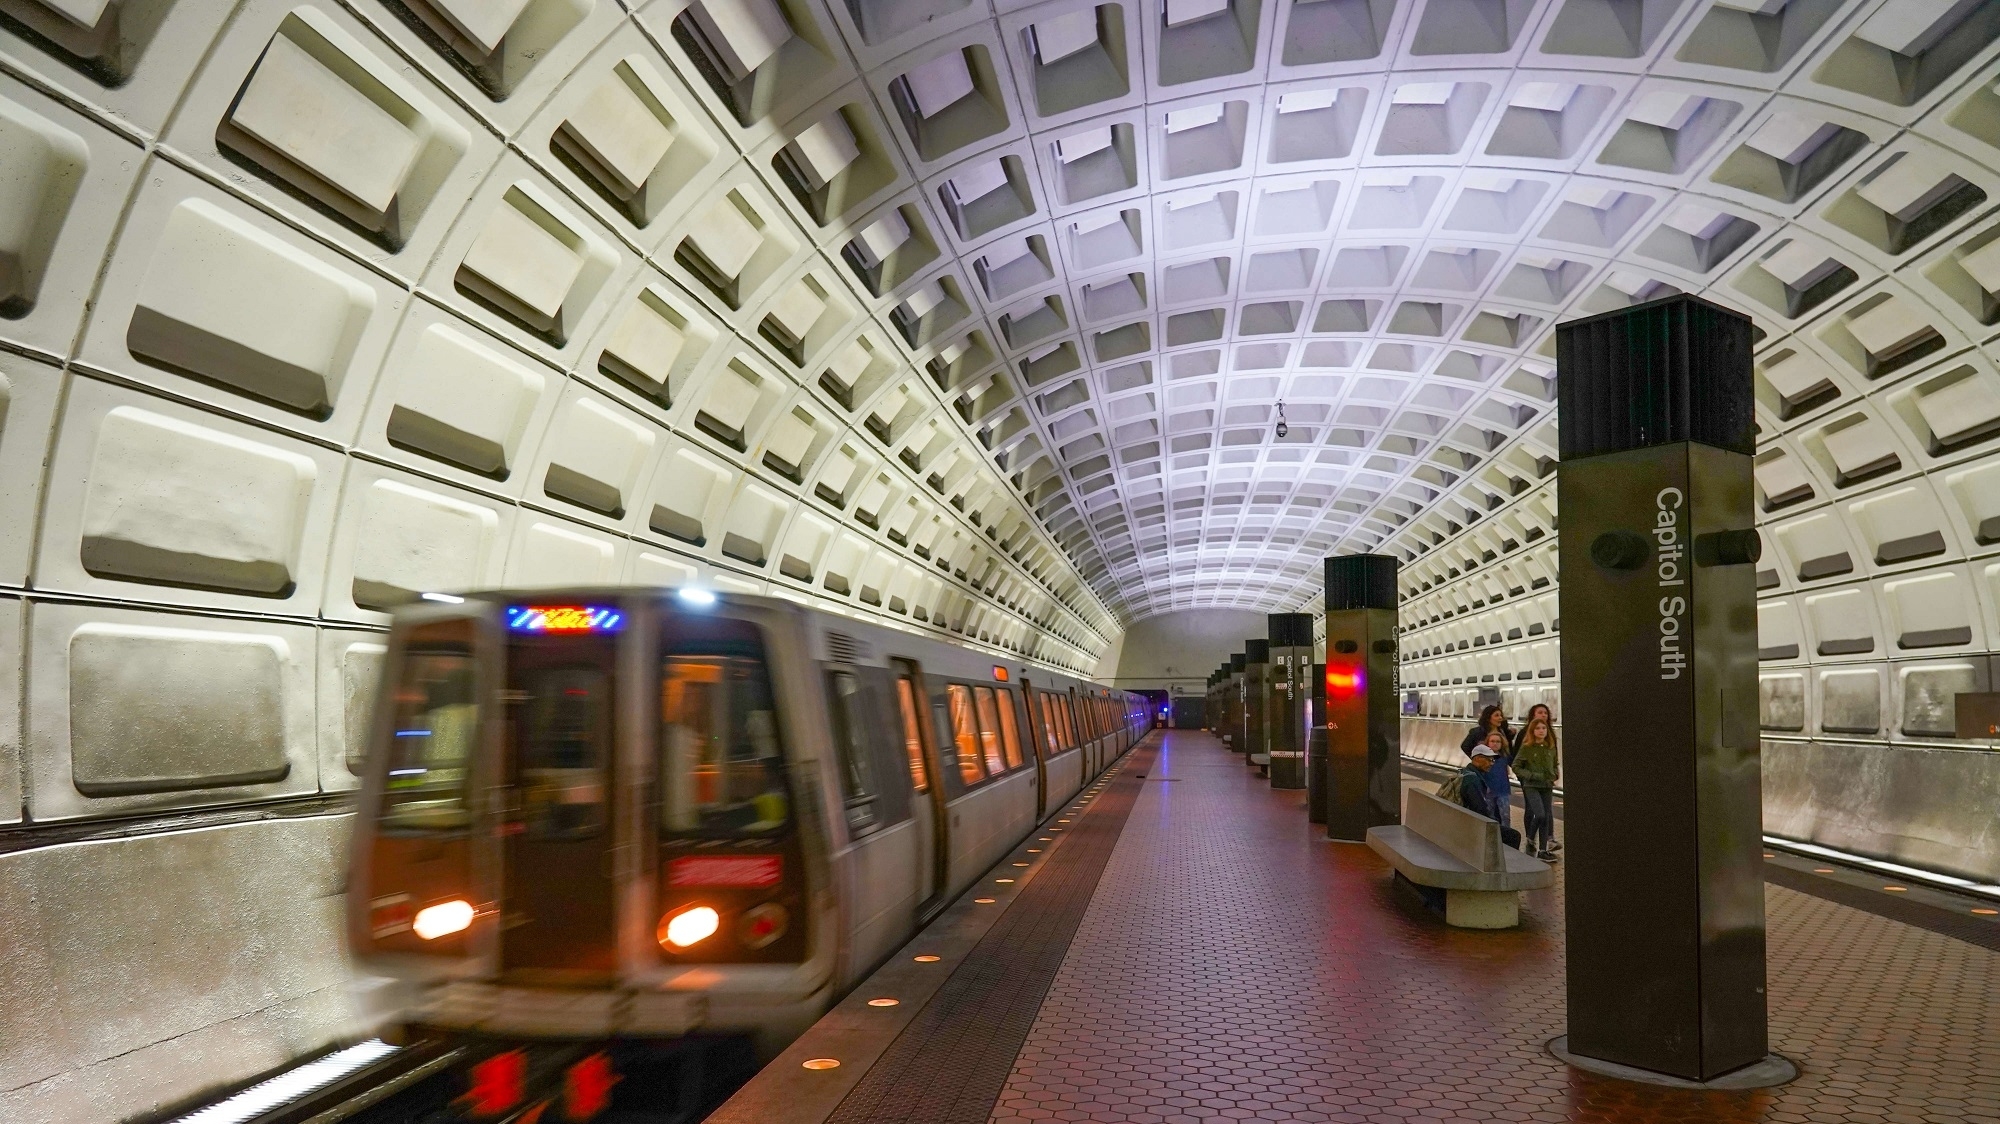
[0,815,358,1124]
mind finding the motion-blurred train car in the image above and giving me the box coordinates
[347,586,1146,1053]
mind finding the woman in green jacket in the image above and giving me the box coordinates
[1514,709,1560,860]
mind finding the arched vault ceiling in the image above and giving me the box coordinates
[5,0,2000,632]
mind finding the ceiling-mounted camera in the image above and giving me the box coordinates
[1274,401,1289,439]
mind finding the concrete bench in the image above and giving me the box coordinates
[1365,788,1552,928]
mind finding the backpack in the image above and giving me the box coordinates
[1435,772,1465,804]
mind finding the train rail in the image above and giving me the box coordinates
[161,1033,758,1124]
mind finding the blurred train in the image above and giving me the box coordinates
[347,586,1147,1053]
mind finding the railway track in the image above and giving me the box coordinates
[162,1034,759,1124]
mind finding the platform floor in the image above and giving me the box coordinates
[730,731,2000,1124]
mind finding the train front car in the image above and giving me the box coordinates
[347,589,835,1051]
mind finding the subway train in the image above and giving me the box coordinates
[347,586,1147,1053]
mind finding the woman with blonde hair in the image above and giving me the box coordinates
[1514,706,1560,860]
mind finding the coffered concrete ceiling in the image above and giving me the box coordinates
[3,0,1998,644]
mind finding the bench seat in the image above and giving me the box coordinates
[1366,826,1553,892]
[1365,788,1552,928]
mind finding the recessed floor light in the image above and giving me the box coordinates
[1013,862,1029,866]
[995,878,1014,883]
[802,1059,840,1070]
[1883,886,1907,892]
[1813,868,1835,873]
[914,954,941,962]
[1974,909,1997,916]
[867,998,899,1007]
[974,897,996,903]
[1028,848,1041,853]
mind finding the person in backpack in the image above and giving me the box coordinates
[1513,711,1560,860]
[1442,737,1522,850]
[1460,704,1516,830]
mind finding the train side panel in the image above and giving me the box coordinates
[943,769,1038,898]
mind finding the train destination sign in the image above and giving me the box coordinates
[504,604,626,633]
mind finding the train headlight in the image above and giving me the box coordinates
[661,905,720,948]
[413,899,475,940]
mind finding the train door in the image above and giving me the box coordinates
[1075,691,1092,774]
[1067,689,1089,775]
[501,617,620,979]
[892,659,948,919]
[1018,677,1048,818]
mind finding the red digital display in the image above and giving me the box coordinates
[667,855,783,887]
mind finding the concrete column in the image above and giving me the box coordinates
[1242,639,1270,770]
[1324,555,1402,842]
[1225,654,1246,751]
[1555,294,1769,1082]
[1265,613,1315,789]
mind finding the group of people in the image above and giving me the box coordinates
[1443,703,1561,861]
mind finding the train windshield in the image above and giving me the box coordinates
[515,665,611,839]
[660,619,790,837]
[382,645,476,833]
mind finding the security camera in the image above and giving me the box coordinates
[1275,420,1289,438]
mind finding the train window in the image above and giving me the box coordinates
[994,687,1023,769]
[1038,692,1061,753]
[382,650,477,833]
[930,691,955,779]
[660,633,790,837]
[972,687,1006,775]
[895,677,929,793]
[947,684,985,785]
[827,671,880,833]
[516,666,612,839]
[1058,698,1076,748]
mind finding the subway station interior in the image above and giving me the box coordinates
[3,0,2000,1118]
